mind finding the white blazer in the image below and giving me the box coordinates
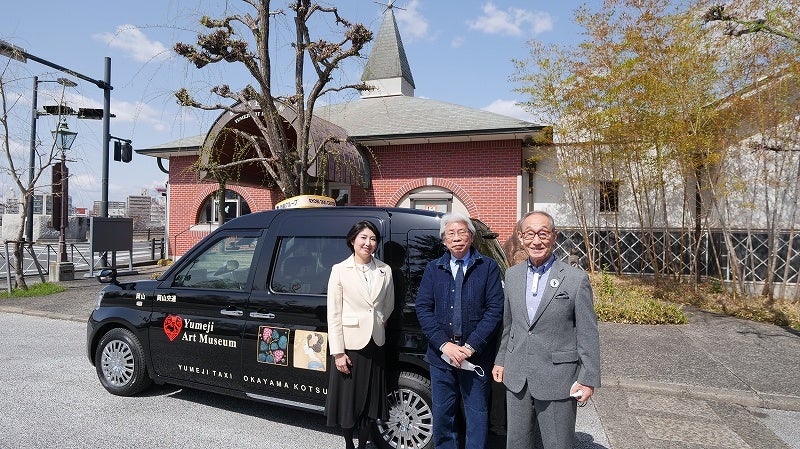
[327,255,395,355]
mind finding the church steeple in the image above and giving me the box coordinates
[361,5,415,98]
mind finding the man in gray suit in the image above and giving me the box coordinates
[492,211,600,449]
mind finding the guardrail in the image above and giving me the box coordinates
[1,238,165,290]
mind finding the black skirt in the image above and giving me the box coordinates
[325,339,389,428]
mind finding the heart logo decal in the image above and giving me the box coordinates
[163,314,183,342]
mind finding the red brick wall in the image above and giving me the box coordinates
[167,156,284,256]
[166,139,521,256]
[363,139,521,243]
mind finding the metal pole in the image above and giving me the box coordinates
[101,57,111,218]
[100,57,111,267]
[26,77,38,243]
[58,154,67,263]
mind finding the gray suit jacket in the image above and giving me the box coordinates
[495,259,600,400]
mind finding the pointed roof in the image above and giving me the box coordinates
[361,7,415,97]
[138,4,548,159]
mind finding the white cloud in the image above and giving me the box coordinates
[451,37,464,48]
[468,3,554,37]
[143,177,169,193]
[93,25,171,62]
[395,0,430,41]
[483,99,538,122]
[69,173,98,190]
[6,137,28,159]
[110,100,169,131]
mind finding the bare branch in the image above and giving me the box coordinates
[174,0,373,198]
[703,5,800,44]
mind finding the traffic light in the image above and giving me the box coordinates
[77,108,104,119]
[43,105,76,115]
[113,140,133,163]
[121,142,132,163]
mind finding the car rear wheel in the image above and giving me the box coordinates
[95,328,152,396]
[375,371,434,449]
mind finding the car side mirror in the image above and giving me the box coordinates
[97,268,118,284]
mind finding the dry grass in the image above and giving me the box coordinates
[592,273,800,330]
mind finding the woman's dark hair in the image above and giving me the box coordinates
[346,221,381,252]
[307,333,324,352]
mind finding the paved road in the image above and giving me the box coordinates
[0,313,344,449]
[0,309,608,449]
[2,275,799,448]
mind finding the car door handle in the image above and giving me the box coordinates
[220,309,244,317]
[249,312,276,319]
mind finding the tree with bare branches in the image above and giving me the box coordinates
[514,0,721,281]
[173,0,372,201]
[0,65,66,290]
[515,0,800,300]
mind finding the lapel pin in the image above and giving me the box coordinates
[550,279,559,288]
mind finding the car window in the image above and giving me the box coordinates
[471,219,509,277]
[271,236,350,295]
[406,230,446,305]
[172,235,257,290]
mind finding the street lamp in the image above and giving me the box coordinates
[51,119,77,263]
[1,39,113,218]
[26,76,77,243]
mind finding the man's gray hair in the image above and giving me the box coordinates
[439,212,476,238]
[519,210,556,230]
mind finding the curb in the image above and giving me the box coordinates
[609,377,800,412]
[0,306,85,323]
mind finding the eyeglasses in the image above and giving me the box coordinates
[520,230,553,242]
[445,229,471,239]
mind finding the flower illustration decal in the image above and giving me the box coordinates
[257,326,290,365]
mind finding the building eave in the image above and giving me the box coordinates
[353,127,548,146]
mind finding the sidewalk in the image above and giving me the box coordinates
[2,268,799,448]
[594,309,800,448]
[0,265,165,321]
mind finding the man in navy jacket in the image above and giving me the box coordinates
[416,212,504,449]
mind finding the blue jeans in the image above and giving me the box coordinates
[429,363,491,449]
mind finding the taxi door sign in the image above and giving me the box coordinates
[275,195,336,210]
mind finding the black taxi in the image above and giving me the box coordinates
[87,201,507,449]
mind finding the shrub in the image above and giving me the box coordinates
[591,274,800,330]
[591,273,687,325]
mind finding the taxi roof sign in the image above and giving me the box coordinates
[275,195,337,210]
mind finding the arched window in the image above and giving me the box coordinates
[396,186,472,215]
[197,189,252,224]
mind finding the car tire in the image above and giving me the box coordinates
[95,328,152,396]
[374,371,434,449]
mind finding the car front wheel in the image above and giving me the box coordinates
[375,371,433,449]
[94,328,152,396]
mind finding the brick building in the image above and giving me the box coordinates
[139,8,549,258]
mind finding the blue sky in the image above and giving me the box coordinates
[1,0,587,208]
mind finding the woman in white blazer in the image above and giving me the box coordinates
[325,221,395,449]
